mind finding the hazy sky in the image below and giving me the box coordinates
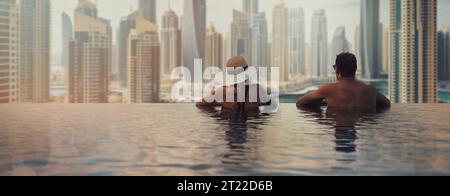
[50,0,450,64]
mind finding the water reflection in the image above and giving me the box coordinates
[299,106,388,154]
[198,107,270,174]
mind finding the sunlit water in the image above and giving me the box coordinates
[0,104,450,176]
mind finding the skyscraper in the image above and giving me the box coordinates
[62,12,74,97]
[330,26,350,63]
[242,0,268,68]
[0,0,19,103]
[354,25,362,77]
[438,28,450,81]
[138,0,156,23]
[181,0,206,76]
[382,27,390,74]
[111,44,118,77]
[231,10,252,65]
[243,0,258,15]
[389,0,438,103]
[62,12,73,71]
[311,9,328,78]
[127,17,160,103]
[304,43,312,76]
[360,0,382,80]
[288,7,306,76]
[223,32,231,67]
[161,8,180,76]
[205,25,223,68]
[251,12,269,67]
[20,0,51,103]
[67,0,112,103]
[118,11,139,87]
[272,2,289,81]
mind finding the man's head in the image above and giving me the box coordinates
[334,53,357,80]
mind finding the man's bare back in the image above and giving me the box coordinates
[297,53,391,110]
[297,78,390,110]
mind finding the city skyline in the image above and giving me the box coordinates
[50,0,450,60]
[2,0,450,104]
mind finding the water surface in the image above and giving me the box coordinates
[0,104,449,175]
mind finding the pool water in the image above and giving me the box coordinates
[0,104,450,176]
[279,82,450,103]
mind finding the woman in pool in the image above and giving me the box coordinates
[196,56,272,112]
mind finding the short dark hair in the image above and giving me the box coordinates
[335,53,357,77]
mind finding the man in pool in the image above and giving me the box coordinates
[296,52,391,110]
[196,56,272,111]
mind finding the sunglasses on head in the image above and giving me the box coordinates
[226,65,249,75]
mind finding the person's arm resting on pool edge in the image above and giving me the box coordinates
[196,88,222,108]
[296,86,329,108]
[376,90,391,108]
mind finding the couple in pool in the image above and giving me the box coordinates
[196,53,391,112]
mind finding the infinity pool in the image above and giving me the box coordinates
[0,104,449,176]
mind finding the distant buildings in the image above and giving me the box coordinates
[311,9,328,78]
[389,0,438,103]
[330,26,350,63]
[251,12,269,67]
[181,0,206,76]
[20,0,51,103]
[0,0,445,105]
[118,11,139,87]
[205,25,223,68]
[272,2,289,81]
[0,0,19,103]
[126,17,160,103]
[230,10,252,65]
[438,27,450,81]
[223,32,232,66]
[288,7,306,76]
[160,8,180,75]
[67,0,112,103]
[359,0,382,80]
[241,0,269,67]
[62,12,73,71]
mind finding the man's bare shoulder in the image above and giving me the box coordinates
[317,83,337,96]
[319,83,338,91]
[356,80,379,92]
[320,83,338,88]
